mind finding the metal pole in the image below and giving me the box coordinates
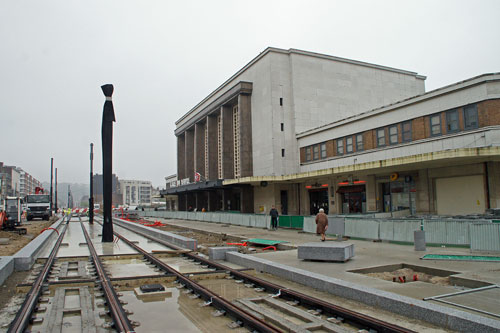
[67,185,70,208]
[89,143,94,224]
[55,168,58,214]
[50,158,53,217]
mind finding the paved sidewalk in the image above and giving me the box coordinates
[152,217,500,320]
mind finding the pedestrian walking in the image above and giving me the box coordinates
[269,205,279,230]
[315,208,328,241]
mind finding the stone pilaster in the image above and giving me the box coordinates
[238,93,253,177]
[221,105,234,179]
[194,122,205,180]
[185,129,195,182]
[206,115,218,180]
[177,134,186,180]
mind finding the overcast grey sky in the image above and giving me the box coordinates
[1,0,499,187]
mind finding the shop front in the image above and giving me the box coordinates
[336,183,366,214]
[307,184,329,215]
[380,174,416,215]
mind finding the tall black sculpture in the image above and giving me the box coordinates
[101,84,115,242]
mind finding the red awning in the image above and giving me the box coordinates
[336,185,365,193]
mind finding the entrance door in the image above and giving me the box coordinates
[280,190,288,215]
[309,189,328,215]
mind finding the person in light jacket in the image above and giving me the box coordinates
[315,208,328,241]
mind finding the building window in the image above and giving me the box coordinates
[281,123,284,131]
[464,104,478,130]
[320,143,327,159]
[346,137,353,153]
[313,145,319,160]
[377,128,386,147]
[336,139,344,155]
[402,121,412,142]
[305,147,311,161]
[389,125,398,145]
[356,134,364,151]
[446,109,459,133]
[281,149,285,157]
[280,97,283,106]
[430,114,441,136]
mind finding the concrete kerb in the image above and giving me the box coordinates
[113,217,197,251]
[225,252,500,332]
[0,256,14,285]
[13,217,65,271]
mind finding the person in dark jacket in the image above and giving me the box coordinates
[269,205,279,230]
[315,208,328,241]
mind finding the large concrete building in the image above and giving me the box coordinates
[163,47,500,216]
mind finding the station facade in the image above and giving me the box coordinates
[163,47,500,216]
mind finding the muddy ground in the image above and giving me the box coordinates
[0,219,55,256]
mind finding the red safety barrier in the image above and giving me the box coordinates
[40,227,59,236]
[144,221,167,227]
[262,246,276,251]
[226,242,248,246]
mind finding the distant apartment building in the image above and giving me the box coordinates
[17,168,42,196]
[120,180,152,206]
[0,162,42,199]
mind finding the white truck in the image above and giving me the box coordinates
[25,193,50,221]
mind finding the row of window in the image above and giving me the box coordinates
[304,104,479,162]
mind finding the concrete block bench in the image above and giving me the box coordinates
[298,242,354,262]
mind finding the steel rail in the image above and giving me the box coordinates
[101,220,280,333]
[8,216,70,333]
[79,221,135,333]
[112,217,415,333]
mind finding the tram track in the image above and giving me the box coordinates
[79,220,135,333]
[111,217,416,333]
[7,215,417,333]
[7,215,70,333]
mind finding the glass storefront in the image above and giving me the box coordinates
[382,178,416,214]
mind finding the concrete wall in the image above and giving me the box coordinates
[290,51,425,135]
[297,74,500,147]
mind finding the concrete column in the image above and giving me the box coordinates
[206,115,218,180]
[195,192,207,211]
[207,191,218,212]
[222,188,232,210]
[185,129,195,182]
[221,105,234,179]
[194,122,205,180]
[366,175,377,212]
[238,93,253,178]
[487,162,500,209]
[178,194,187,211]
[240,186,254,213]
[186,192,196,211]
[416,169,431,214]
[177,134,186,180]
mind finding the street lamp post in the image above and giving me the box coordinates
[89,143,94,224]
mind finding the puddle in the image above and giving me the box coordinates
[121,284,248,333]
[197,278,266,301]
[157,257,215,274]
[102,258,162,278]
